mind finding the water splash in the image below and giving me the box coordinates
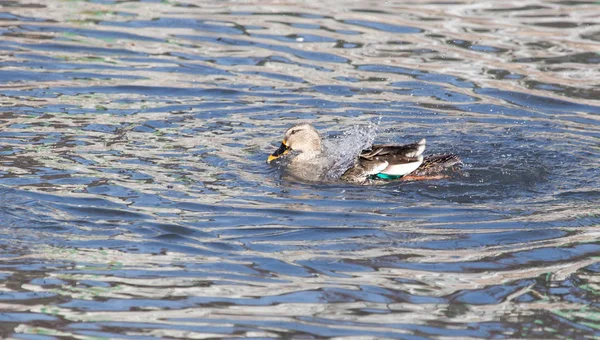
[321,120,380,180]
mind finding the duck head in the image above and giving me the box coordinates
[267,123,322,163]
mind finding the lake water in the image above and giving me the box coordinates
[0,0,599,338]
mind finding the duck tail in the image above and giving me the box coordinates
[413,154,462,176]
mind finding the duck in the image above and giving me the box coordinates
[267,123,461,184]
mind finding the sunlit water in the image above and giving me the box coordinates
[0,0,599,338]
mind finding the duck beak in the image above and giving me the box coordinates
[267,140,290,163]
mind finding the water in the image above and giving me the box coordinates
[0,0,599,338]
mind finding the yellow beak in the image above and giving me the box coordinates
[267,140,290,163]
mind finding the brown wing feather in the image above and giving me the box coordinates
[412,154,462,176]
[360,141,424,160]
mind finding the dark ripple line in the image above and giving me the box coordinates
[101,18,249,35]
[0,70,145,82]
[178,35,349,64]
[357,64,475,88]
[17,24,165,42]
[36,85,304,99]
[0,12,49,22]
[342,19,423,34]
[382,243,600,273]
[477,88,600,114]
[22,42,146,56]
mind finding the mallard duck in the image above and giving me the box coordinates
[267,123,461,184]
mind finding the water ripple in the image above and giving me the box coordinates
[0,0,598,338]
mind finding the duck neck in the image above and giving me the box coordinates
[295,147,322,162]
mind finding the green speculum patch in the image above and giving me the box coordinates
[372,173,404,180]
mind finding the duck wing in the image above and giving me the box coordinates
[340,139,426,183]
[360,139,426,161]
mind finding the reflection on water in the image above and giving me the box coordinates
[0,0,599,338]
